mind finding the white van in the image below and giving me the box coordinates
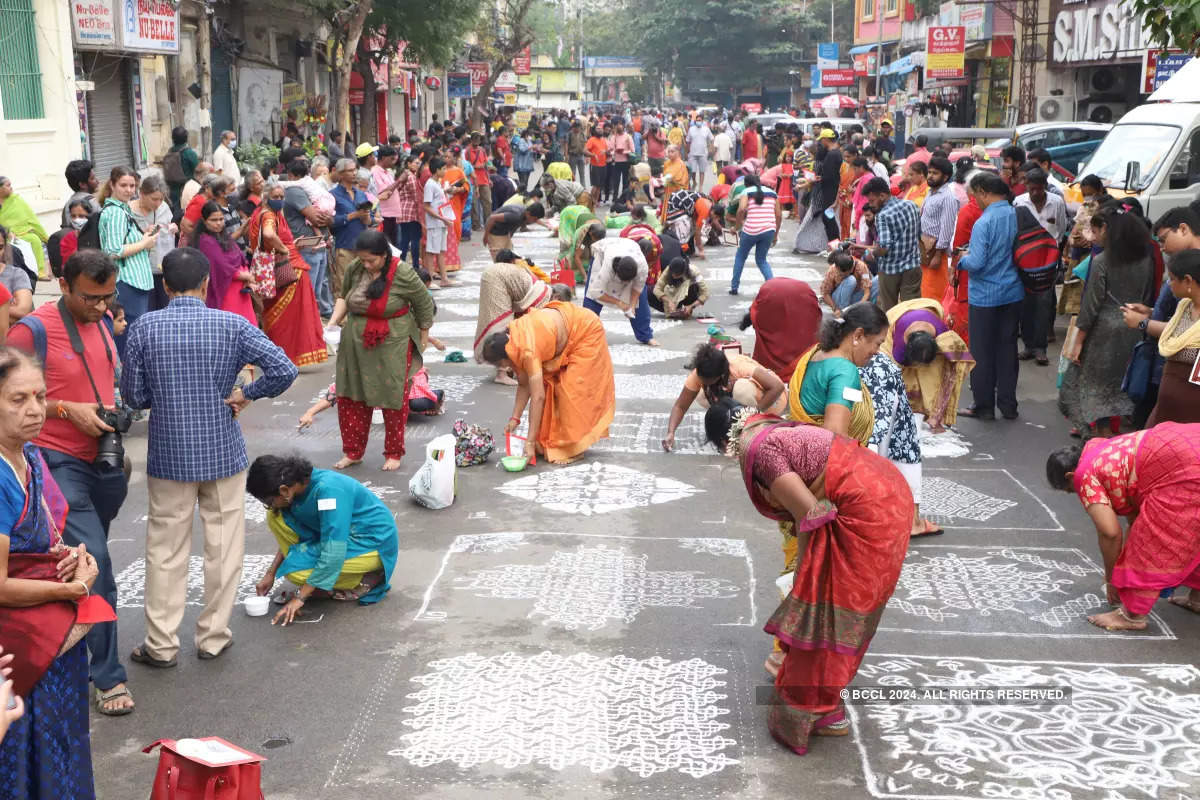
[1072,60,1200,220]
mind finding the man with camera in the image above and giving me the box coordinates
[6,249,134,715]
[119,247,297,671]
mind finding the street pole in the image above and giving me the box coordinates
[830,0,834,41]
[874,1,883,98]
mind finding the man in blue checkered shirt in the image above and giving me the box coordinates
[863,177,922,310]
[120,247,297,666]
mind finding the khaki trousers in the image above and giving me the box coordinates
[143,471,246,660]
[332,248,356,299]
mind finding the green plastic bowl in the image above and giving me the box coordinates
[501,455,529,472]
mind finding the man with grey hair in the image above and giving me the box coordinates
[540,173,584,214]
[212,130,241,187]
[180,161,212,210]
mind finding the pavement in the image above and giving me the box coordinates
[87,203,1200,800]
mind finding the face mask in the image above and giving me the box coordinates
[267,198,285,211]
[229,139,237,149]
[70,217,87,230]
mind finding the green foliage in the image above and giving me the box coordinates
[234,142,280,173]
[296,0,485,68]
[1129,0,1200,54]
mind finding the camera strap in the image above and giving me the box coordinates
[56,298,113,408]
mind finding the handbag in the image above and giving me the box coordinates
[1121,337,1156,402]
[250,248,276,300]
[273,250,298,290]
[452,419,495,467]
[144,738,265,800]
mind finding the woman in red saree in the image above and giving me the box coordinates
[1047,422,1200,630]
[743,278,822,383]
[706,398,913,755]
[249,184,329,368]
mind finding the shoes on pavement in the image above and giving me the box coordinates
[1018,350,1036,361]
[729,288,739,295]
[1001,409,1020,420]
[959,406,995,421]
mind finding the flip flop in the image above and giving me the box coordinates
[94,685,135,716]
[198,639,235,661]
[1168,596,1200,614]
[130,645,177,669]
[911,519,944,537]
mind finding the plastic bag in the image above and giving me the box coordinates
[453,419,494,467]
[408,434,457,510]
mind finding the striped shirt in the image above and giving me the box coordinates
[920,182,959,251]
[740,189,778,236]
[99,197,153,290]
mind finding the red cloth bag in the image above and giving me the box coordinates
[144,738,265,800]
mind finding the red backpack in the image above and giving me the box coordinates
[1012,205,1059,294]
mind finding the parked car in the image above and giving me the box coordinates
[908,123,1110,177]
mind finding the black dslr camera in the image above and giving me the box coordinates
[94,406,135,471]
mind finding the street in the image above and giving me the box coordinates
[90,216,1200,800]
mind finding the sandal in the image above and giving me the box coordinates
[130,645,177,669]
[815,719,851,737]
[764,650,785,678]
[94,685,135,716]
[1168,595,1200,614]
[911,519,944,537]
[332,572,384,602]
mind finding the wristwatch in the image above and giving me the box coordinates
[1138,317,1150,333]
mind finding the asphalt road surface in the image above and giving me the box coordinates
[88,211,1200,800]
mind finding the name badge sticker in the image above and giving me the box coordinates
[842,387,863,403]
[317,498,337,511]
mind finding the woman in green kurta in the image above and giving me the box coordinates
[0,177,48,279]
[327,230,434,471]
[557,203,597,260]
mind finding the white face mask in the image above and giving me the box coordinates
[228,139,237,149]
[70,217,87,230]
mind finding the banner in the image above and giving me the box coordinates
[122,0,179,53]
[494,70,519,92]
[821,69,856,87]
[467,61,490,90]
[71,0,117,47]
[853,52,877,77]
[447,72,472,98]
[513,46,531,75]
[925,26,966,80]
[813,42,839,94]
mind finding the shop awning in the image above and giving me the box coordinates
[849,42,896,54]
[883,52,924,75]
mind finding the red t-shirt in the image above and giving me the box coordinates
[465,146,490,185]
[741,130,759,159]
[7,302,117,463]
[184,192,208,224]
[495,135,512,168]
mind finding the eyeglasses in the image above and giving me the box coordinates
[75,291,118,307]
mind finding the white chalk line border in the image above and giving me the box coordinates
[924,467,1064,532]
[878,544,1175,640]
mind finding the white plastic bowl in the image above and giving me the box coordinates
[244,596,270,617]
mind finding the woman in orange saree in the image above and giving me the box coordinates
[248,184,329,367]
[706,400,913,755]
[482,301,615,464]
[443,153,470,272]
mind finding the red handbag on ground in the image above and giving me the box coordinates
[144,738,266,800]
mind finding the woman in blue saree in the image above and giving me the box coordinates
[0,347,111,799]
[246,455,399,626]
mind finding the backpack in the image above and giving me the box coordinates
[1012,205,1059,294]
[77,206,138,251]
[47,229,71,277]
[163,149,187,184]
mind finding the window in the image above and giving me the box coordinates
[862,0,875,20]
[886,0,899,16]
[0,0,44,120]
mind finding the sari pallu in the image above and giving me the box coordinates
[473,264,552,362]
[749,278,822,383]
[250,207,329,367]
[747,433,913,755]
[883,299,974,428]
[787,345,875,445]
[1110,422,1200,615]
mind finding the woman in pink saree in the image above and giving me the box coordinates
[1046,422,1200,630]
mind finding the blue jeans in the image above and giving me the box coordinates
[42,449,129,691]
[114,282,150,359]
[831,274,864,309]
[581,264,654,342]
[731,229,775,292]
[300,247,333,318]
[398,221,422,270]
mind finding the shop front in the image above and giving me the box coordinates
[1046,0,1152,123]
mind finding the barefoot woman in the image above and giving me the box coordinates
[482,301,615,464]
[1046,422,1200,630]
[326,230,433,471]
[706,398,912,755]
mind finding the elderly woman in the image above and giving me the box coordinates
[0,227,34,321]
[881,298,974,431]
[483,301,615,464]
[127,175,177,312]
[1046,422,1200,631]
[97,167,160,351]
[248,182,329,367]
[327,230,434,471]
[705,397,912,755]
[0,177,49,280]
[0,347,113,797]
[473,253,559,384]
[248,455,399,626]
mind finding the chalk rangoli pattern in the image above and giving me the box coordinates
[850,656,1200,800]
[430,374,486,403]
[589,411,713,455]
[429,320,480,339]
[614,373,694,400]
[676,538,751,558]
[917,424,971,459]
[392,651,738,778]
[606,342,690,366]
[496,462,702,515]
[115,555,279,608]
[243,494,267,525]
[449,532,527,553]
[920,477,1017,522]
[436,302,480,318]
[428,285,480,301]
[454,544,740,630]
[602,318,683,337]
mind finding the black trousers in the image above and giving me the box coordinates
[968,301,1022,415]
[1019,287,1055,355]
[590,165,609,199]
[648,282,701,312]
[814,202,840,242]
[608,162,630,201]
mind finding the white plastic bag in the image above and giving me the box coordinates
[408,433,457,509]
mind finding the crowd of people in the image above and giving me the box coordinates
[1,99,1199,797]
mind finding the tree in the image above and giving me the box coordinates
[1129,0,1200,54]
[468,0,539,129]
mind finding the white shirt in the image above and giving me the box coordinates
[423,179,450,229]
[1014,191,1071,240]
[586,237,648,309]
[870,161,890,180]
[686,124,712,159]
[714,132,734,162]
[212,143,241,186]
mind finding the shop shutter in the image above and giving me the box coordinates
[86,55,135,180]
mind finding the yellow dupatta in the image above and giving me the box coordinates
[1159,298,1200,358]
[786,344,874,444]
[882,299,975,427]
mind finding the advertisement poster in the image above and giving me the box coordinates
[821,69,856,87]
[925,26,966,80]
[71,1,117,47]
[467,62,490,91]
[121,0,179,53]
[447,72,472,99]
[513,46,532,75]
[853,52,878,76]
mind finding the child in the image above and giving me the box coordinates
[819,250,873,316]
[109,302,144,419]
[299,375,445,428]
[279,171,336,215]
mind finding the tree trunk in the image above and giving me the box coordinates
[331,0,373,140]
[359,56,378,144]
[469,56,511,131]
